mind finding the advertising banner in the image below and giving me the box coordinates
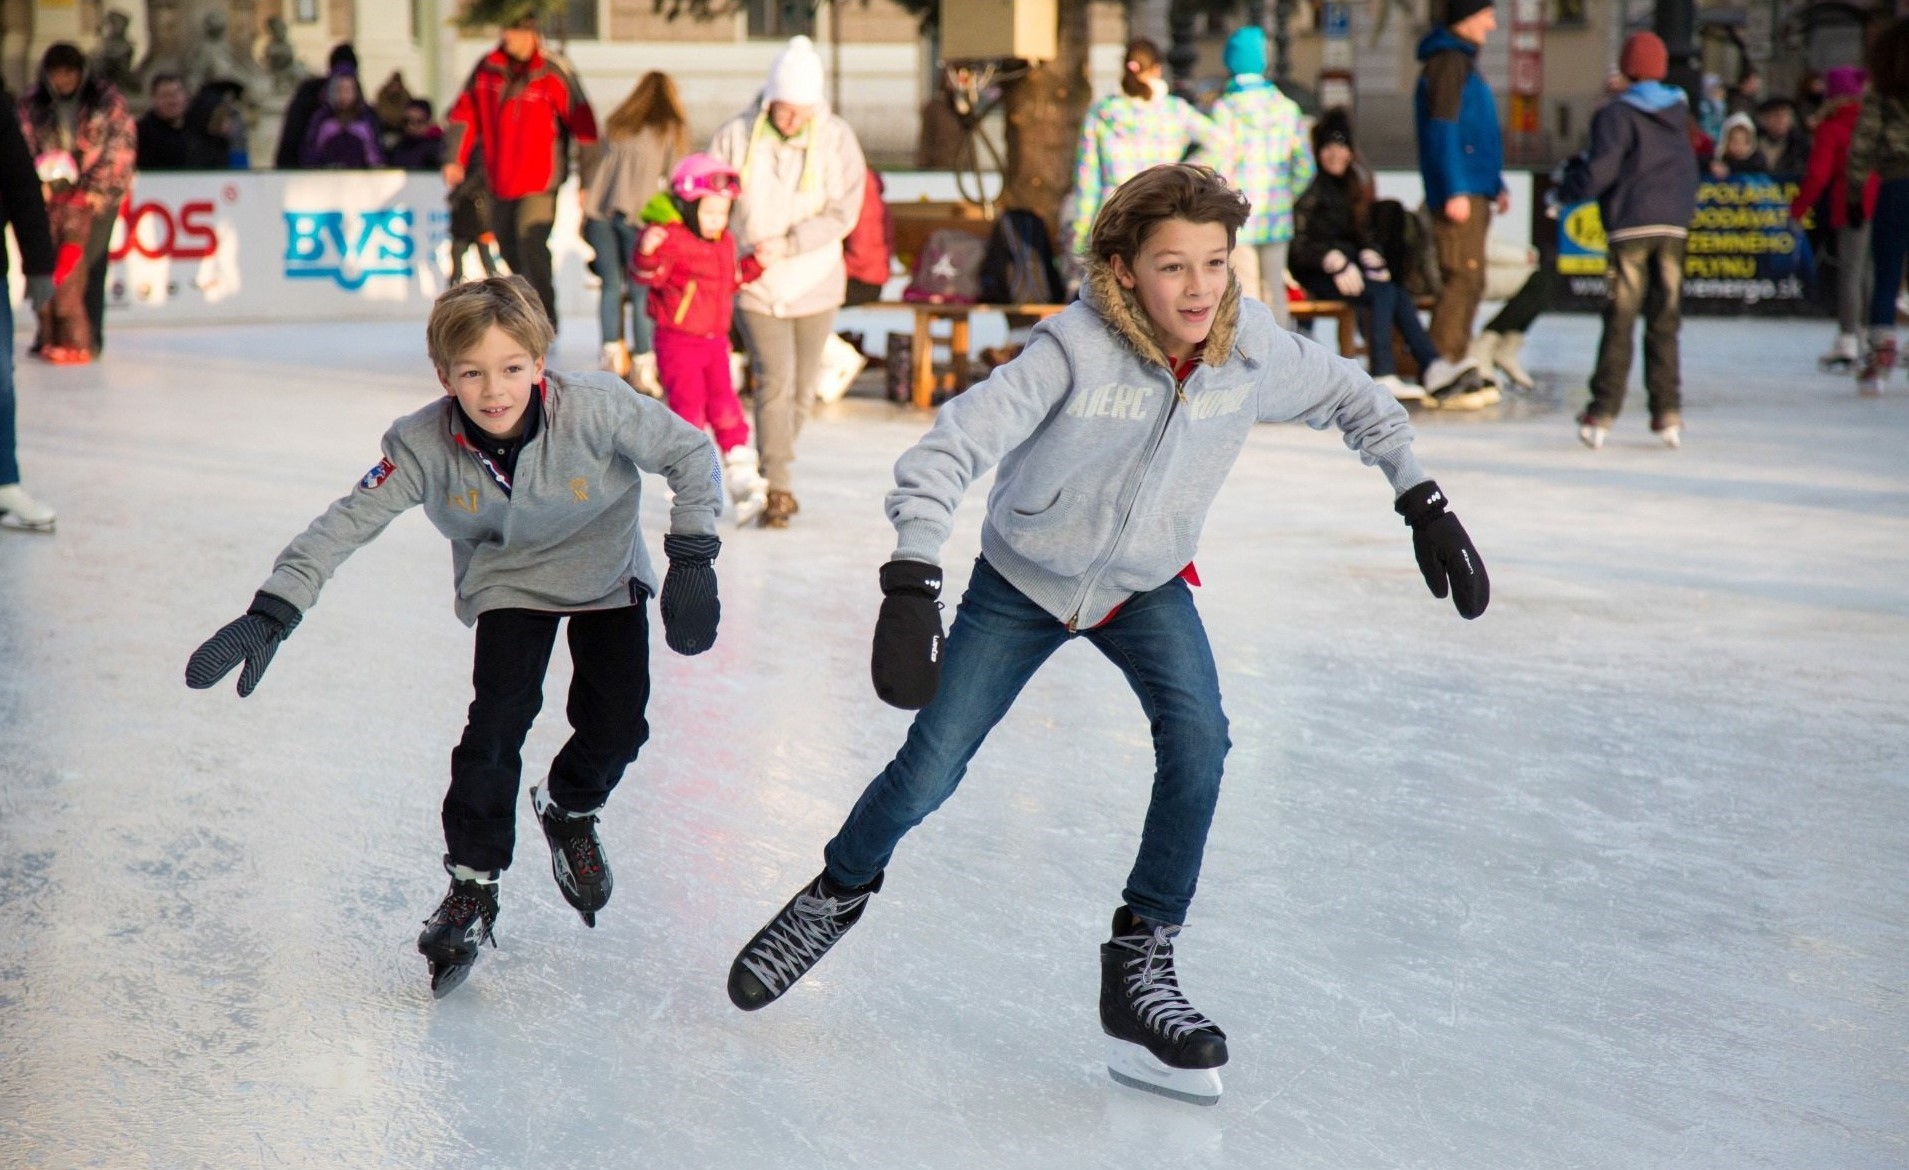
[10,171,596,326]
[1555,173,1822,316]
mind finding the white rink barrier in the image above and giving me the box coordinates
[7,169,1531,329]
[7,170,598,327]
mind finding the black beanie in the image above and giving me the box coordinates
[1311,107,1353,154]
[1444,0,1493,24]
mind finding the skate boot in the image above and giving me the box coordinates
[0,484,57,533]
[600,339,633,379]
[417,856,499,999]
[1465,332,1506,387]
[1493,330,1535,390]
[531,784,612,927]
[1371,374,1424,403]
[727,868,883,1010]
[1100,906,1227,1106]
[1420,357,1500,411]
[759,489,799,529]
[1576,412,1610,450]
[723,445,769,527]
[1819,332,1860,373]
[1857,333,1897,397]
[629,351,664,399]
[1652,413,1683,450]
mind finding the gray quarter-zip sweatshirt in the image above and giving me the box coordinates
[261,370,722,625]
[887,260,1430,629]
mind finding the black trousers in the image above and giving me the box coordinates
[488,190,559,327]
[444,604,651,871]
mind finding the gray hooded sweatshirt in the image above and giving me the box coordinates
[888,261,1430,629]
[260,370,722,625]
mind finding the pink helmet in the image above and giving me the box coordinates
[671,153,742,202]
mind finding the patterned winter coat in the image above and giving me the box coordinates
[1070,92,1221,253]
[17,68,136,204]
[1847,93,1909,189]
[1208,80,1314,245]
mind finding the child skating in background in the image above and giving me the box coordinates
[725,165,1490,1105]
[184,276,727,998]
[633,153,779,525]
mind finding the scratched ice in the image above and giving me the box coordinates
[2,314,1904,1169]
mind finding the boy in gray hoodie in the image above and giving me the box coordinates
[185,276,726,998]
[724,165,1489,1104]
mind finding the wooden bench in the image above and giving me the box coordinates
[1289,295,1438,358]
[859,300,1070,409]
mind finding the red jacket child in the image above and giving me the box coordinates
[631,210,764,339]
[1791,72,1880,228]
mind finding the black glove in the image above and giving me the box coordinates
[660,533,721,655]
[185,592,303,696]
[1394,480,1490,620]
[871,559,945,710]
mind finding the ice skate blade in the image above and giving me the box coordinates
[428,959,476,999]
[0,516,55,534]
[578,910,596,928]
[1104,1038,1223,1106]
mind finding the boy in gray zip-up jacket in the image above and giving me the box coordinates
[185,277,725,997]
[725,165,1489,1104]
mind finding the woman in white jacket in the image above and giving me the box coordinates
[709,36,867,528]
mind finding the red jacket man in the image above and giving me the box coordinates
[444,16,598,325]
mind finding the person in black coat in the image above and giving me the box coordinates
[1289,108,1445,401]
[275,43,357,169]
[0,85,60,530]
[135,72,219,170]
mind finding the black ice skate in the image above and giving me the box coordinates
[417,856,499,999]
[531,785,612,927]
[1099,906,1228,1106]
[727,869,883,1010]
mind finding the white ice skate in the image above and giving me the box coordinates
[1371,374,1423,402]
[724,446,768,528]
[1104,1035,1224,1106]
[0,484,56,533]
[629,351,664,399]
[1819,332,1860,373]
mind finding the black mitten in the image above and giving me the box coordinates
[1394,480,1490,620]
[871,560,945,710]
[185,592,303,696]
[660,533,721,655]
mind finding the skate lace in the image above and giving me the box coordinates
[740,887,870,993]
[432,884,496,945]
[1115,926,1215,1042]
[546,810,603,878]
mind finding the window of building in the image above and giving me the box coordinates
[554,0,600,40]
[748,0,816,40]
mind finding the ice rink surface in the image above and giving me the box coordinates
[2,313,1905,1169]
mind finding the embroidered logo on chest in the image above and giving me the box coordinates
[449,489,480,513]
[570,478,589,502]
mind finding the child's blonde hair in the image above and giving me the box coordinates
[426,275,554,372]
[1088,164,1251,266]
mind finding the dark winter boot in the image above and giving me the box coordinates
[531,785,612,927]
[417,856,500,999]
[727,869,883,1010]
[1099,906,1227,1104]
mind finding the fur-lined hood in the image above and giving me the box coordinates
[1080,254,1243,372]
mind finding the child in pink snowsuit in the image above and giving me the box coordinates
[632,153,777,521]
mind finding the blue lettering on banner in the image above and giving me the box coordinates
[283,208,416,290]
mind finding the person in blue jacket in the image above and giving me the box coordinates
[1414,0,1506,410]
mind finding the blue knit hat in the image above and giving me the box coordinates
[1223,27,1267,78]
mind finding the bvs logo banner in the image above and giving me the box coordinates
[283,208,415,290]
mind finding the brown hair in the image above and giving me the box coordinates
[1120,38,1163,99]
[1088,163,1250,265]
[606,71,690,152]
[1870,17,1909,100]
[426,276,554,372]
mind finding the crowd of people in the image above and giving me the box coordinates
[3,8,1908,533]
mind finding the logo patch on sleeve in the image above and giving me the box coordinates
[360,458,396,489]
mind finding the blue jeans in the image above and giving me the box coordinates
[583,214,650,354]
[824,558,1232,925]
[1867,179,1909,330]
[1362,279,1440,378]
[1,293,17,485]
